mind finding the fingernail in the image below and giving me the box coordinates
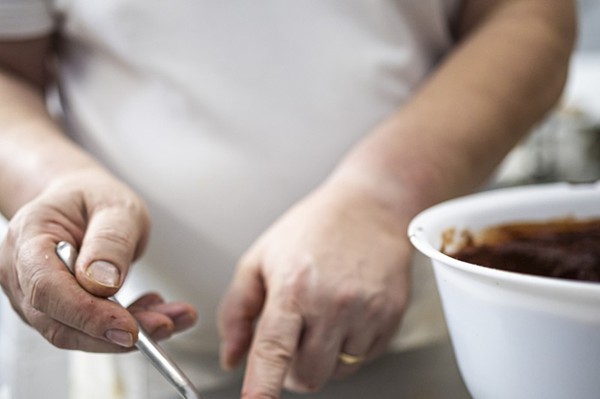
[86,261,120,287]
[152,325,172,341]
[105,329,134,347]
[174,313,196,330]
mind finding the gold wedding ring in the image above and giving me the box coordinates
[338,352,366,366]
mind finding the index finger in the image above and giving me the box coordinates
[241,302,303,399]
[18,238,138,347]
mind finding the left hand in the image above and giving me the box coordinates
[218,178,413,398]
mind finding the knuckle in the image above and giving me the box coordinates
[365,293,390,321]
[93,226,135,249]
[136,202,151,229]
[332,284,363,313]
[42,323,73,349]
[92,194,150,245]
[284,260,311,291]
[70,298,100,331]
[370,295,404,327]
[28,266,102,338]
[253,335,294,368]
[28,268,53,312]
[365,294,401,321]
[120,193,148,220]
[0,252,11,289]
[120,195,150,231]
[3,221,19,249]
[390,297,406,320]
[278,267,312,312]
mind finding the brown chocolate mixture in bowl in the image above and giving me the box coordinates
[444,218,600,282]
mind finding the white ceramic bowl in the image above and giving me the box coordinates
[408,182,600,399]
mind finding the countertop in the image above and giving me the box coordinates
[201,340,471,399]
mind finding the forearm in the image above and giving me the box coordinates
[329,0,576,222]
[0,71,101,218]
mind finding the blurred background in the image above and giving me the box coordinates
[577,0,600,52]
[1,1,600,398]
[492,0,600,187]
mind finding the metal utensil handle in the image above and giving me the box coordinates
[133,326,203,399]
[55,241,202,399]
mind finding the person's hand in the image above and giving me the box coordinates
[218,178,413,397]
[0,168,197,352]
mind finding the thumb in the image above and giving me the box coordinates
[218,253,266,371]
[75,204,150,297]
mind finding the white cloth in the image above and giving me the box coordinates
[0,1,458,397]
[0,0,53,38]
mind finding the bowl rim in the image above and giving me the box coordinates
[408,181,600,293]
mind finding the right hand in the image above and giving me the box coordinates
[0,168,197,352]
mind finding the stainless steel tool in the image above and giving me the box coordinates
[56,240,203,399]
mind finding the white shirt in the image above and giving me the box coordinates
[1,0,458,396]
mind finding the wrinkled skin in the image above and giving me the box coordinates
[219,179,411,397]
[0,1,576,397]
[0,169,197,352]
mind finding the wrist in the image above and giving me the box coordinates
[323,163,425,233]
